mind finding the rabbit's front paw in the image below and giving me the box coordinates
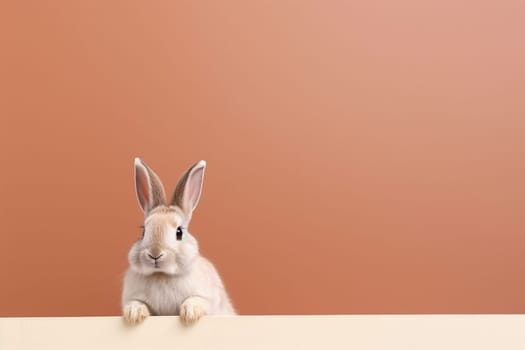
[180,297,207,325]
[123,300,150,325]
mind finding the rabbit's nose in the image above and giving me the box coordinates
[147,253,164,261]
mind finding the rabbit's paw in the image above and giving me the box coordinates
[123,300,150,325]
[180,297,207,325]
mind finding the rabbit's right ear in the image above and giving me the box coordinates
[171,160,206,217]
[134,158,166,214]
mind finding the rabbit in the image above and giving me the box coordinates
[122,158,236,325]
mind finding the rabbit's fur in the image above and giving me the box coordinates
[122,158,235,325]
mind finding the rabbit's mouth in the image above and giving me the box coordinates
[151,258,165,269]
[141,263,175,275]
[142,257,180,275]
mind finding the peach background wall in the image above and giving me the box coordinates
[1,1,524,316]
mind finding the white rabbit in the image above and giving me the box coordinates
[122,158,235,325]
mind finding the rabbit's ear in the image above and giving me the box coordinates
[171,160,206,216]
[134,158,166,214]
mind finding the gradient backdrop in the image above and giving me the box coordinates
[1,1,524,316]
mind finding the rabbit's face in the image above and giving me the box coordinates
[129,207,199,276]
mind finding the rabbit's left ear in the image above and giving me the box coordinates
[134,158,167,214]
[171,160,206,216]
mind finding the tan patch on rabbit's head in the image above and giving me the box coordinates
[144,206,180,251]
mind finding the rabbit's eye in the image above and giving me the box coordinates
[139,225,145,238]
[176,226,183,240]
